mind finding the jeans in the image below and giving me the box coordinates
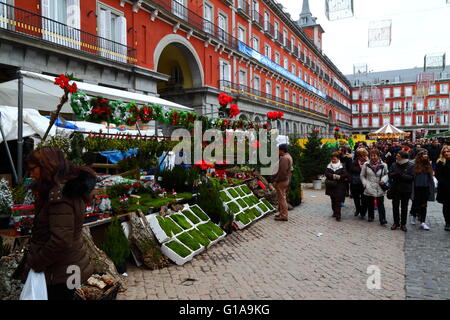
[366,196,386,223]
[274,180,289,219]
[392,192,411,226]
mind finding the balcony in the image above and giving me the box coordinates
[300,51,305,62]
[0,2,136,64]
[284,39,292,53]
[251,10,263,30]
[237,0,250,20]
[305,56,311,67]
[292,46,299,58]
[275,31,283,45]
[220,0,233,5]
[264,22,275,39]
[219,80,328,121]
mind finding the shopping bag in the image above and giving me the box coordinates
[19,269,48,300]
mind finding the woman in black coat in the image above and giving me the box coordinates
[347,148,369,218]
[325,152,350,221]
[435,145,450,231]
[388,151,415,231]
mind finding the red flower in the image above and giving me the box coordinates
[313,129,319,133]
[195,159,214,171]
[276,111,284,119]
[67,82,78,94]
[229,104,241,118]
[54,74,70,89]
[334,127,340,131]
[132,182,140,189]
[218,92,233,106]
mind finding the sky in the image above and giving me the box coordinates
[278,0,450,75]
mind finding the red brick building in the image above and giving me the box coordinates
[347,67,450,140]
[0,0,352,135]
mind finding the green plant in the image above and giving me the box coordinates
[236,212,251,225]
[203,221,225,237]
[11,183,27,205]
[156,216,183,236]
[227,188,239,199]
[170,213,193,230]
[182,210,200,225]
[248,195,259,205]
[0,179,13,214]
[101,217,130,270]
[219,191,231,202]
[158,166,199,193]
[189,205,209,222]
[226,201,241,214]
[235,187,246,197]
[240,185,252,195]
[196,182,227,224]
[188,229,211,247]
[36,134,71,155]
[258,203,269,213]
[236,198,248,209]
[288,166,303,207]
[69,132,85,165]
[165,240,191,258]
[261,199,275,211]
[196,223,219,241]
[246,208,256,220]
[176,232,201,251]
[300,131,331,182]
[243,197,253,206]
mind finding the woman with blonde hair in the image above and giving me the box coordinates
[435,145,450,231]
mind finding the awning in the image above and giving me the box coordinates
[368,123,410,138]
[0,70,192,113]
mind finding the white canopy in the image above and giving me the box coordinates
[0,70,192,113]
[368,123,409,138]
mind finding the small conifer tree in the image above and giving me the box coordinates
[101,217,130,270]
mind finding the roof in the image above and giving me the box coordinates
[368,123,409,137]
[346,65,450,88]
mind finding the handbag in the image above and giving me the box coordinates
[378,166,390,191]
[325,179,338,188]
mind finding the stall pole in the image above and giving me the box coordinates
[17,70,24,183]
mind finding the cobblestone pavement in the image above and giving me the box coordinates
[404,202,450,300]
[118,189,408,300]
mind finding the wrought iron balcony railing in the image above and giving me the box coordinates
[237,0,250,19]
[251,10,263,29]
[0,2,136,64]
[219,80,330,121]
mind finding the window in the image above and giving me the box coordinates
[428,115,435,124]
[264,11,270,31]
[42,0,81,49]
[239,69,247,86]
[283,57,288,69]
[372,103,379,113]
[416,100,424,110]
[393,87,401,97]
[440,98,449,107]
[172,0,187,19]
[394,116,401,126]
[428,99,436,110]
[291,36,295,51]
[440,83,448,94]
[0,0,15,30]
[264,44,271,58]
[218,12,228,42]
[405,101,413,111]
[352,91,360,100]
[372,117,380,128]
[353,118,359,128]
[362,103,369,113]
[284,89,289,101]
[299,95,303,106]
[393,101,401,111]
[362,118,369,127]
[203,2,214,34]
[291,64,296,75]
[292,92,297,104]
[283,29,288,46]
[275,85,281,99]
[265,81,272,95]
[405,86,413,97]
[274,21,279,39]
[405,116,412,126]
[305,98,308,108]
[352,104,359,114]
[219,60,231,82]
[440,113,448,124]
[238,25,246,43]
[98,3,127,62]
[251,36,259,51]
[362,90,370,100]
[253,76,260,91]
[429,85,436,94]
[274,52,280,65]
[383,88,390,98]
[417,115,424,125]
[298,69,302,79]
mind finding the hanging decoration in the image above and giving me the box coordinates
[267,111,284,120]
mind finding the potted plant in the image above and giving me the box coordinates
[300,130,331,189]
[0,179,14,229]
[101,217,130,274]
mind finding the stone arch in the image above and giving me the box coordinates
[154,34,204,89]
[239,113,248,120]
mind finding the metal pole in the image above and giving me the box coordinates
[17,70,23,183]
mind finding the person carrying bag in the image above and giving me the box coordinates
[19,269,48,300]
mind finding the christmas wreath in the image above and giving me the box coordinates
[123,103,140,126]
[89,97,113,123]
[70,91,92,120]
[110,101,128,126]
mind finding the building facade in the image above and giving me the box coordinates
[348,66,450,140]
[0,0,352,135]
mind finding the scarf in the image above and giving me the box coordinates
[328,161,343,172]
[358,159,367,169]
[397,158,409,165]
[369,158,382,173]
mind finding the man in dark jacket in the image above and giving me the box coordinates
[272,144,293,221]
[426,140,441,171]
[389,151,415,231]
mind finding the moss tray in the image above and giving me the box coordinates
[170,213,193,230]
[165,240,191,258]
[189,205,210,221]
[177,232,202,251]
[182,209,201,225]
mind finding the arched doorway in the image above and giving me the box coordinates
[239,113,248,121]
[254,116,261,124]
[285,122,290,135]
[155,35,203,100]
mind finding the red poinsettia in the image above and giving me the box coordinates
[313,129,319,133]
[195,159,214,171]
[218,92,233,106]
[267,111,284,120]
[228,104,241,118]
[139,106,153,123]
[67,82,78,94]
[334,127,340,131]
[54,74,70,89]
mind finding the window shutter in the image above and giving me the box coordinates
[116,15,127,62]
[98,9,111,59]
[41,0,51,41]
[0,2,7,29]
[41,0,50,18]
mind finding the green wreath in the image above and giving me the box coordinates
[123,102,140,126]
[70,92,92,120]
[110,101,128,126]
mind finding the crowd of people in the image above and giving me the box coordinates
[325,138,450,232]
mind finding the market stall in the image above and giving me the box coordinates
[368,123,410,139]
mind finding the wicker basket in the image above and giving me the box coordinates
[74,282,121,300]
